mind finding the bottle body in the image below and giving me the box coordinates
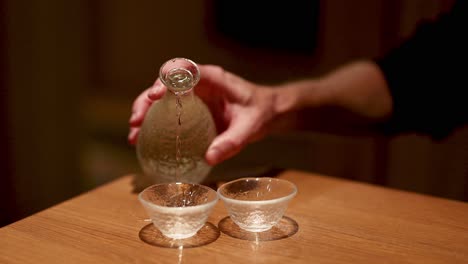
[136,58,216,184]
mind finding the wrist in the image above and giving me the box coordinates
[267,80,329,133]
[273,79,330,115]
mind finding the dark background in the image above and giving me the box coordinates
[1,0,465,227]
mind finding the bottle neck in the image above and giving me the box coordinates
[164,88,195,104]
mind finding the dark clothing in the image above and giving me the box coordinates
[376,0,468,139]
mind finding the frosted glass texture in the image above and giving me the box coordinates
[139,183,218,239]
[218,177,297,232]
[137,58,216,184]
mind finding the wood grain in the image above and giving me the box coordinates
[1,170,467,263]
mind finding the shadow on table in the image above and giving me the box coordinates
[139,222,220,248]
[218,216,298,241]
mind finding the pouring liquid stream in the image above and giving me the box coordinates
[175,94,182,184]
[168,68,195,208]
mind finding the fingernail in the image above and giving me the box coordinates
[148,90,156,98]
[128,128,138,144]
[148,84,161,98]
[129,112,138,123]
[206,148,220,164]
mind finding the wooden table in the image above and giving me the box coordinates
[1,170,467,263]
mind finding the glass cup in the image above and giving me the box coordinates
[138,182,218,239]
[217,177,297,232]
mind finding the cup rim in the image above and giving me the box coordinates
[217,177,297,206]
[138,182,219,214]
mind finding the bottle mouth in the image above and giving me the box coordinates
[159,58,200,94]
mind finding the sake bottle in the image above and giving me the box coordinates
[136,58,217,183]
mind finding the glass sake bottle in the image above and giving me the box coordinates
[136,58,217,183]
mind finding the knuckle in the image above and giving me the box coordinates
[206,65,226,76]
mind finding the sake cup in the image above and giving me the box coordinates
[218,177,297,232]
[138,182,218,239]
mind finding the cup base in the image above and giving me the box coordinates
[218,216,299,241]
[238,225,273,233]
[139,222,220,248]
[163,232,197,239]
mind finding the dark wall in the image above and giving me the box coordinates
[1,0,17,226]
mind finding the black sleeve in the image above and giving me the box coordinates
[376,0,468,139]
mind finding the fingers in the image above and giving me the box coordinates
[198,65,252,103]
[128,127,140,145]
[130,81,166,126]
[148,79,166,100]
[205,115,258,165]
[128,80,167,145]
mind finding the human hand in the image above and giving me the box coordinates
[128,65,279,165]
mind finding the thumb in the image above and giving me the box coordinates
[205,116,255,165]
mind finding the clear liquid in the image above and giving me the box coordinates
[171,69,193,206]
[167,68,194,90]
[175,95,183,183]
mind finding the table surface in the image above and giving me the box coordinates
[1,170,467,264]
